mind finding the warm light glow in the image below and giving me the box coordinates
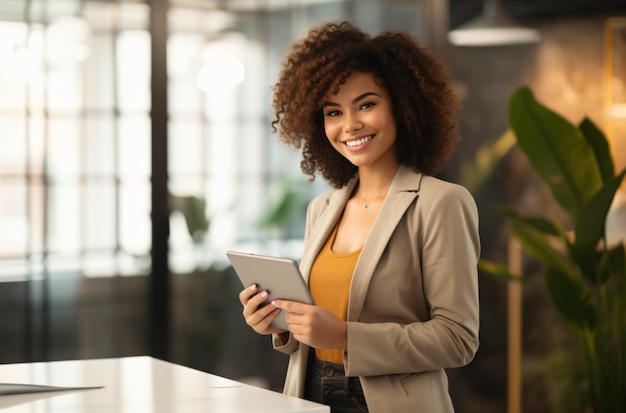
[447,0,541,47]
[196,57,245,92]
[47,16,91,65]
[0,22,36,85]
[1,46,36,85]
[610,103,626,118]
[448,27,541,47]
[606,190,626,247]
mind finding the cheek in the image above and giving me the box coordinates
[379,112,397,136]
[324,121,341,142]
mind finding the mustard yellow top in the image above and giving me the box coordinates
[309,224,361,364]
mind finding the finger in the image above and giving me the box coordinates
[242,290,270,318]
[251,290,271,309]
[259,307,282,327]
[272,300,307,314]
[249,301,279,325]
[248,303,282,332]
[238,284,258,305]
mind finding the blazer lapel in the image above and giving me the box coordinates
[348,166,422,321]
[299,178,358,283]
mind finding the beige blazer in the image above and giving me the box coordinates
[273,165,480,413]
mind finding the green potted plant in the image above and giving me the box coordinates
[479,86,626,413]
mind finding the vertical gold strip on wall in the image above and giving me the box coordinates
[603,17,614,150]
[604,17,626,176]
[507,237,522,413]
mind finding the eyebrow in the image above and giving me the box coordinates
[322,91,382,108]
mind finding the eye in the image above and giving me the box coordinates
[325,109,341,117]
[359,102,375,110]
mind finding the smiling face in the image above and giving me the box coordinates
[322,71,398,171]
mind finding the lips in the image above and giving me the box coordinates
[345,135,373,147]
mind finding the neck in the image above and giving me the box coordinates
[356,164,398,199]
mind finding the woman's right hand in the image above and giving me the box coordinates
[239,284,287,335]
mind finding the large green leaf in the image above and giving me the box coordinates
[478,259,536,290]
[459,129,516,193]
[545,267,596,329]
[499,208,575,276]
[508,87,604,219]
[572,170,626,279]
[170,194,210,243]
[595,243,626,284]
[498,206,564,237]
[579,118,615,183]
[509,219,574,276]
[257,177,308,230]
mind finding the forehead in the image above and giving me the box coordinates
[326,71,386,98]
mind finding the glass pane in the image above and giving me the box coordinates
[84,117,115,176]
[169,216,198,275]
[118,114,150,178]
[48,183,80,252]
[83,251,117,277]
[119,182,150,256]
[29,180,45,254]
[84,34,115,110]
[46,17,90,113]
[207,173,263,251]
[117,30,150,112]
[46,67,82,113]
[0,0,28,21]
[0,117,27,173]
[48,118,80,177]
[266,137,302,176]
[29,253,45,277]
[47,252,80,274]
[168,32,204,113]
[169,121,203,176]
[206,123,237,176]
[45,0,82,20]
[168,173,207,273]
[118,2,149,31]
[0,181,28,257]
[84,1,117,32]
[238,121,265,175]
[117,250,150,276]
[84,183,116,250]
[169,176,204,198]
[0,21,29,109]
[28,112,45,174]
[0,258,27,282]
[27,26,46,110]
[25,0,45,23]
[199,34,247,121]
[238,36,267,118]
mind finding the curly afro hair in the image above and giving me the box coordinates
[271,21,461,188]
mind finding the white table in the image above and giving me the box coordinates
[0,356,329,412]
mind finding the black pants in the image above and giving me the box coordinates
[303,354,369,413]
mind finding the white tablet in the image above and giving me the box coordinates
[226,250,315,330]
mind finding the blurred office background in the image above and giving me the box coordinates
[0,1,625,412]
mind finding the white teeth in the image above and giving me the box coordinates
[345,135,372,147]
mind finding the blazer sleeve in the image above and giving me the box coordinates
[344,183,480,377]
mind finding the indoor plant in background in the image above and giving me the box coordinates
[479,86,626,413]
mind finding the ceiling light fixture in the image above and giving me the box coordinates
[447,0,541,47]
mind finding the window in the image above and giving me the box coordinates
[0,1,152,281]
[1,0,428,281]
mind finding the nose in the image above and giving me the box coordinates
[343,112,363,132]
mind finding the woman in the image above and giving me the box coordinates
[239,21,480,413]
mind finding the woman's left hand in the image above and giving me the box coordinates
[271,300,347,350]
